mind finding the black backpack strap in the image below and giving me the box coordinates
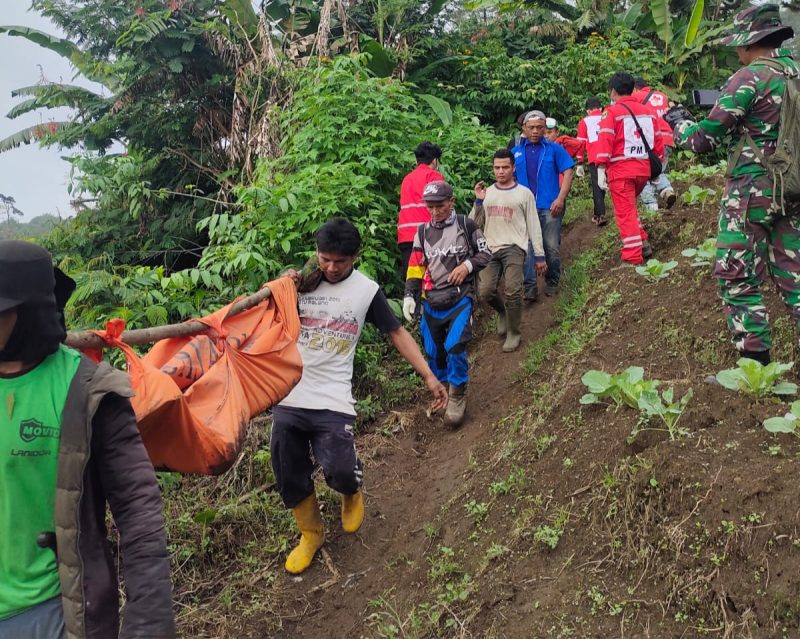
[417,223,426,253]
[455,214,478,257]
[641,89,655,106]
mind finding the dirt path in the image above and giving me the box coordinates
[272,215,604,637]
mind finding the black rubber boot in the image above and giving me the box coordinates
[740,349,771,366]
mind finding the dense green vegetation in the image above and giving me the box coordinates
[1,0,743,328]
[0,214,60,239]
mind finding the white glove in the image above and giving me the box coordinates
[575,164,585,178]
[402,296,416,322]
[597,166,608,191]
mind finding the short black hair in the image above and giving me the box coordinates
[753,29,794,49]
[414,141,442,165]
[493,148,515,164]
[633,77,647,89]
[586,96,601,109]
[608,72,635,96]
[315,217,361,256]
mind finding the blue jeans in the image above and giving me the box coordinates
[524,208,562,292]
[0,597,65,639]
[639,152,673,209]
[640,172,673,209]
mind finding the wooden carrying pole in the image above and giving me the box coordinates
[64,285,274,350]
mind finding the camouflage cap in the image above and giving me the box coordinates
[719,4,794,47]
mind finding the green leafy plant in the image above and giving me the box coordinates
[681,237,716,267]
[681,185,717,211]
[715,359,798,399]
[580,367,659,409]
[670,160,726,181]
[635,259,678,282]
[582,367,693,440]
[763,400,800,437]
[533,508,569,550]
[633,387,694,441]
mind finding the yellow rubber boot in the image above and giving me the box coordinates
[285,494,325,574]
[341,491,365,534]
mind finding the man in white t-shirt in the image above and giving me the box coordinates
[273,218,448,575]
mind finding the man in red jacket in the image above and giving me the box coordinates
[576,97,607,226]
[398,142,443,277]
[595,72,665,264]
[632,77,669,117]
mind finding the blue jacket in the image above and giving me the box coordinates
[512,137,575,211]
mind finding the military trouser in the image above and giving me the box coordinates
[715,190,800,353]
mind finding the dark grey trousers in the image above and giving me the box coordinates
[270,405,363,508]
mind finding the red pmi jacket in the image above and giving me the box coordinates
[397,163,443,244]
[576,109,603,164]
[595,96,665,180]
[633,86,670,118]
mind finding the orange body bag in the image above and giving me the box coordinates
[89,278,302,474]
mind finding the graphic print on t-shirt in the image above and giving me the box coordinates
[486,205,515,220]
[298,299,360,356]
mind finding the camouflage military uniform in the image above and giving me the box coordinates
[675,34,800,355]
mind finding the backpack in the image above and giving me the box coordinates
[728,57,800,207]
[416,214,480,309]
[416,214,478,261]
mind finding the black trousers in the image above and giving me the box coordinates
[270,405,363,508]
[589,163,607,219]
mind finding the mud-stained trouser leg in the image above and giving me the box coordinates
[714,200,771,353]
[271,406,363,506]
[768,214,800,346]
[478,253,505,315]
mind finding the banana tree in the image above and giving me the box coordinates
[626,0,730,91]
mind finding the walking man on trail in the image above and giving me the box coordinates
[0,241,175,639]
[402,181,492,427]
[666,4,800,366]
[596,72,665,264]
[577,97,608,226]
[275,218,448,574]
[633,77,678,212]
[512,111,575,300]
[398,142,444,277]
[470,149,546,352]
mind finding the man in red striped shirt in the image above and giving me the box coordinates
[398,142,444,278]
[595,72,665,265]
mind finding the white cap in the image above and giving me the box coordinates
[545,117,558,129]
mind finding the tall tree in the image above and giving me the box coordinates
[0,194,24,225]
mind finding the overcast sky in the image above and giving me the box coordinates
[0,1,104,221]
